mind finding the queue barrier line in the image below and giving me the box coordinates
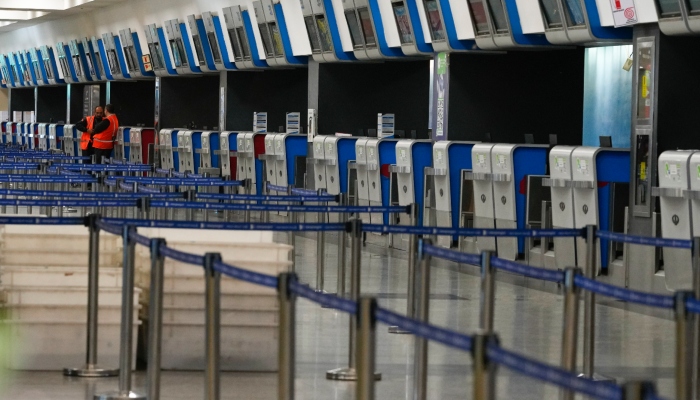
[0,175,96,183]
[0,163,40,169]
[375,307,473,351]
[114,177,243,187]
[0,154,90,160]
[0,216,85,225]
[0,188,183,199]
[421,243,481,265]
[195,192,338,202]
[364,224,584,238]
[158,244,205,266]
[101,218,348,232]
[267,183,288,192]
[96,219,124,236]
[288,280,358,314]
[573,275,676,309]
[49,164,153,172]
[598,230,692,249]
[291,187,321,196]
[490,256,566,283]
[0,198,138,207]
[148,200,408,214]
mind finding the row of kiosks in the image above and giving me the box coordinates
[542,146,630,282]
[0,122,66,151]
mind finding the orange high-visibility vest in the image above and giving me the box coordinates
[93,114,119,150]
[79,116,94,151]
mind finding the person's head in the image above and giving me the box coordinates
[104,104,115,116]
[93,106,104,118]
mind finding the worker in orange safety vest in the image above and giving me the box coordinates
[75,106,104,164]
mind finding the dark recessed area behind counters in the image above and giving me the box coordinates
[225,69,308,132]
[315,60,431,138]
[36,86,67,123]
[9,87,34,115]
[448,49,586,145]
[69,83,106,123]
[109,80,155,127]
[160,75,220,130]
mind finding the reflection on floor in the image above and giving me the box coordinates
[1,227,676,399]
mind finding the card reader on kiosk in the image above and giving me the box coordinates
[128,128,156,164]
[199,131,221,175]
[427,141,477,248]
[5,122,15,145]
[570,147,630,273]
[468,144,497,252]
[217,132,239,178]
[62,125,78,157]
[652,151,696,291]
[49,124,64,151]
[158,129,177,170]
[490,144,548,260]
[366,138,398,224]
[544,146,579,269]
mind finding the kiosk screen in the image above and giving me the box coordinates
[468,0,490,34]
[32,60,41,80]
[259,24,276,57]
[424,0,445,40]
[192,34,206,65]
[563,0,585,25]
[270,23,284,56]
[59,57,70,78]
[539,0,563,27]
[392,2,414,44]
[636,45,652,120]
[689,0,700,14]
[657,0,681,16]
[316,16,333,51]
[345,10,365,47]
[228,29,244,60]
[304,16,322,52]
[85,53,95,76]
[93,52,103,76]
[358,7,376,46]
[107,49,120,73]
[207,32,222,63]
[44,60,53,79]
[487,0,510,32]
[149,43,165,70]
[72,57,82,76]
[237,28,251,58]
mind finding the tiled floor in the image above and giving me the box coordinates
[0,210,678,399]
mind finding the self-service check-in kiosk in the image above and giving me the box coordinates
[37,124,48,151]
[465,0,551,49]
[264,134,280,187]
[390,0,434,55]
[62,125,78,157]
[114,127,127,161]
[49,124,64,151]
[313,135,358,195]
[253,0,288,66]
[55,42,77,83]
[27,123,37,149]
[342,0,402,59]
[426,141,477,248]
[201,11,238,71]
[355,138,372,223]
[128,128,156,164]
[301,0,350,62]
[217,131,239,178]
[542,146,579,269]
[198,131,221,175]
[187,14,218,73]
[176,131,200,173]
[158,129,178,169]
[101,32,127,80]
[28,48,47,86]
[39,46,63,85]
[366,138,397,224]
[539,0,632,44]
[164,19,201,75]
[144,24,177,77]
[19,51,36,86]
[223,5,265,69]
[652,151,696,291]
[570,147,630,275]
[121,128,132,161]
[68,40,90,82]
[274,133,307,187]
[6,122,16,145]
[489,144,548,260]
[237,132,267,193]
[468,144,497,252]
[119,28,156,78]
[80,37,101,81]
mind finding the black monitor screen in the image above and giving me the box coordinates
[192,34,206,65]
[345,10,364,47]
[358,7,376,46]
[228,29,243,59]
[599,136,613,148]
[258,23,276,57]
[207,32,222,63]
[392,2,413,44]
[468,0,490,34]
[424,0,445,40]
[270,22,284,56]
[539,0,563,27]
[305,16,322,52]
[316,15,334,52]
[236,27,251,58]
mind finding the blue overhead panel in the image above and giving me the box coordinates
[39,46,64,85]
[69,40,91,82]
[539,0,632,44]
[81,38,102,81]
[10,52,26,86]
[389,0,434,55]
[119,28,156,78]
[99,33,126,80]
[144,23,178,76]
[88,37,106,80]
[56,43,79,83]
[466,0,551,48]
[96,38,115,80]
[20,51,37,86]
[421,0,478,51]
[111,34,132,79]
[241,6,271,67]
[223,5,264,69]
[164,18,202,74]
[28,48,48,85]
[187,14,217,72]
[203,11,237,70]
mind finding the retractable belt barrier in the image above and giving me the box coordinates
[363,224,584,238]
[0,188,182,199]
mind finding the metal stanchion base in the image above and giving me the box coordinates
[577,373,616,383]
[63,366,119,377]
[387,326,412,334]
[326,367,381,381]
[94,391,146,400]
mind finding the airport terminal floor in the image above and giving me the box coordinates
[0,213,677,400]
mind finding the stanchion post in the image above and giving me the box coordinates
[389,204,418,334]
[64,214,118,377]
[147,238,166,400]
[204,253,222,400]
[327,219,381,381]
[244,179,251,222]
[278,273,297,400]
[337,193,348,297]
[560,267,581,400]
[413,239,431,400]
[693,237,700,400]
[356,297,378,400]
[316,189,326,293]
[582,224,597,379]
[676,291,693,400]
[472,333,498,400]
[288,185,296,270]
[262,181,270,223]
[479,250,495,333]
[623,381,658,400]
[94,226,145,400]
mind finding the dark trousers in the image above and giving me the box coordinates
[82,144,94,164]
[93,148,112,164]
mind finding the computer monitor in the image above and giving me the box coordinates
[524,134,534,144]
[599,136,613,148]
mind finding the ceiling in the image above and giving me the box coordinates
[0,0,125,33]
